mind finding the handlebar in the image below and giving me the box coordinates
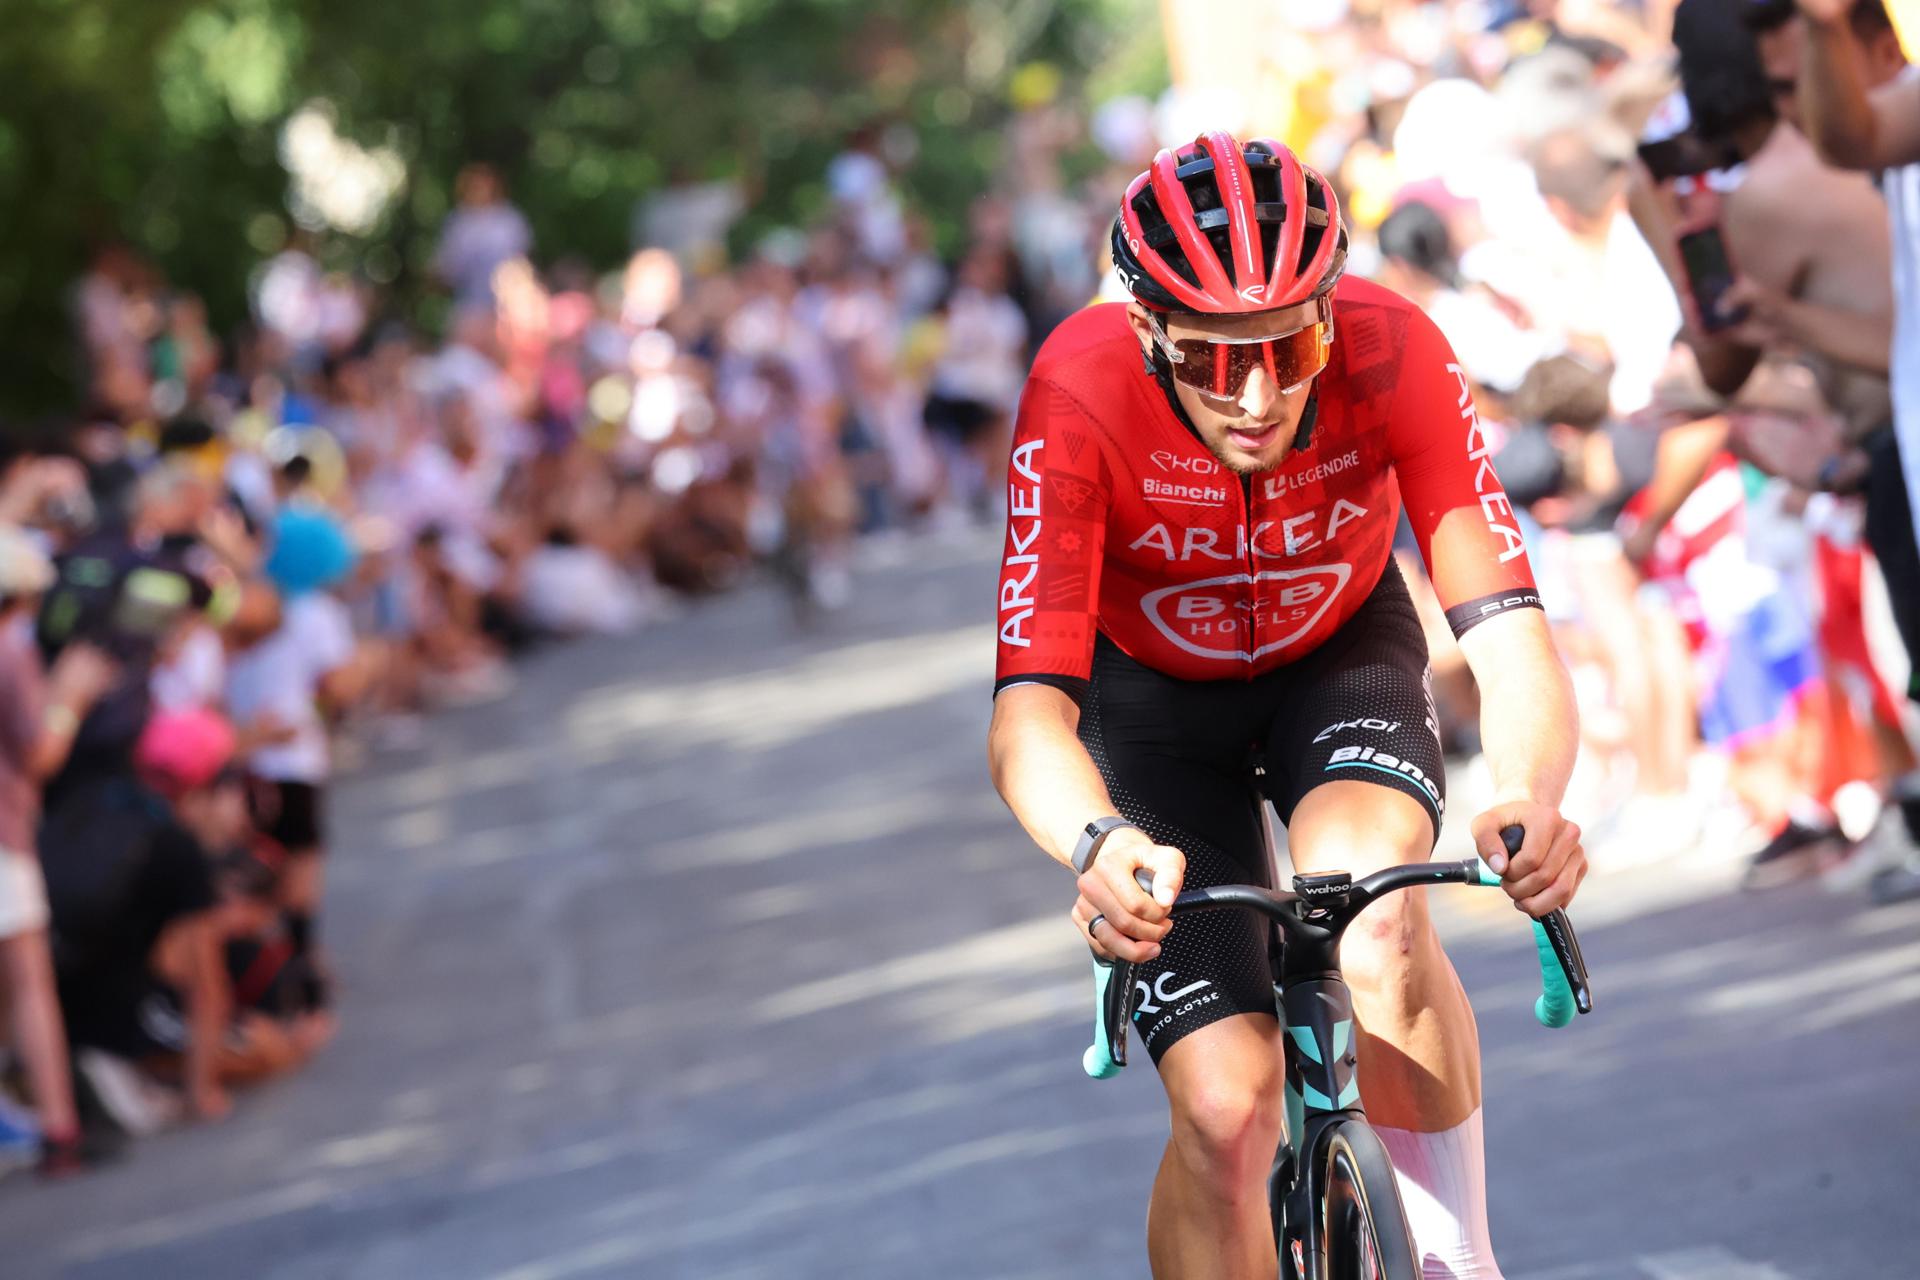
[1085,826,1592,1079]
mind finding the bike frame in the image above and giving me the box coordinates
[1179,865,1500,1276]
[1084,814,1591,1279]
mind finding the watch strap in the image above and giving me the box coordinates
[1072,816,1139,874]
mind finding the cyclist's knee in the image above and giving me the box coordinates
[1338,891,1432,998]
[1288,782,1433,879]
[1167,1063,1284,1190]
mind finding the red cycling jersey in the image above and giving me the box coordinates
[993,276,1540,697]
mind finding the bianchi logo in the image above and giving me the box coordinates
[1139,563,1352,662]
[1141,476,1228,506]
[1326,743,1444,815]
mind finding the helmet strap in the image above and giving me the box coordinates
[1143,328,1207,446]
[1290,388,1321,455]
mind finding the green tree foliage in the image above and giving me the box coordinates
[0,0,1159,419]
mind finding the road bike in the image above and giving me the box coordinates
[1084,826,1592,1279]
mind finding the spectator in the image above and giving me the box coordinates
[923,245,1030,521]
[433,164,533,307]
[224,509,364,1011]
[39,705,235,1134]
[1792,0,1920,896]
[1656,0,1920,875]
[0,530,118,1172]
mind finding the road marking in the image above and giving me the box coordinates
[1518,1247,1795,1279]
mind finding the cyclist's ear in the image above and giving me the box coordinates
[1124,302,1160,355]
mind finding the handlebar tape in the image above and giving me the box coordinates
[1084,956,1125,1079]
[1531,917,1577,1028]
[1475,856,1584,1029]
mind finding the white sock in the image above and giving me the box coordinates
[1372,1108,1503,1280]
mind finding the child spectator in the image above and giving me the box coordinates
[41,709,235,1133]
[223,508,364,1011]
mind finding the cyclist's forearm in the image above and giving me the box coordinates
[1461,613,1578,808]
[988,687,1117,869]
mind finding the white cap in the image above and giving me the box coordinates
[0,526,55,600]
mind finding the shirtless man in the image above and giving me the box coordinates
[1654,0,1920,884]
[1789,0,1920,897]
[1666,0,1894,440]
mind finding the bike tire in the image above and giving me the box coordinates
[1320,1121,1421,1280]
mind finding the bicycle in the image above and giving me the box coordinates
[1083,825,1592,1279]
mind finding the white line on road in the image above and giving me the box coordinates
[1518,1247,1795,1279]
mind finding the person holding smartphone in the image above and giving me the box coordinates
[1656,0,1895,426]
[1641,0,1920,891]
[1790,0,1920,899]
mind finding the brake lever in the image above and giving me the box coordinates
[1496,826,1593,1027]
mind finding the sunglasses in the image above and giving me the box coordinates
[1152,301,1335,402]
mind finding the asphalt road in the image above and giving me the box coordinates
[4,531,1918,1278]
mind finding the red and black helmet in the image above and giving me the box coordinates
[1110,131,1349,315]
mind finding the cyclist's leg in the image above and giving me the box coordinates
[1149,1015,1286,1280]
[1265,559,1501,1278]
[1078,638,1284,1279]
[1284,783,1476,1132]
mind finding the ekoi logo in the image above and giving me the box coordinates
[1139,563,1352,662]
[1149,450,1220,475]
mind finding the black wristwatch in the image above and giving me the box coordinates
[1072,816,1140,874]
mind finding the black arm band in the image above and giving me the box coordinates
[1444,588,1545,640]
[992,673,1090,706]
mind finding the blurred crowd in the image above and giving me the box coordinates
[5,0,1920,1181]
[1230,0,1920,909]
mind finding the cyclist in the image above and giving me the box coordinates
[986,132,1587,1279]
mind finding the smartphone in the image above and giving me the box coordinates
[1636,131,1731,183]
[1677,225,1748,333]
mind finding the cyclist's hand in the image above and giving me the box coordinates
[1471,801,1587,917]
[1070,829,1185,963]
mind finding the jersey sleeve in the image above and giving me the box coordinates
[992,378,1110,703]
[1385,307,1542,639]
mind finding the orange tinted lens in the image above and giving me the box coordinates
[1169,322,1331,399]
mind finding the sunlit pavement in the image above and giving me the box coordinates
[3,529,1917,1278]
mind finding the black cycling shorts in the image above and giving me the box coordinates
[1078,558,1445,1065]
[1863,427,1920,701]
[248,779,325,853]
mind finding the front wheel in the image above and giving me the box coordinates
[1320,1121,1420,1280]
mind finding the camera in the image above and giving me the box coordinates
[1636,131,1740,182]
[37,554,203,665]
